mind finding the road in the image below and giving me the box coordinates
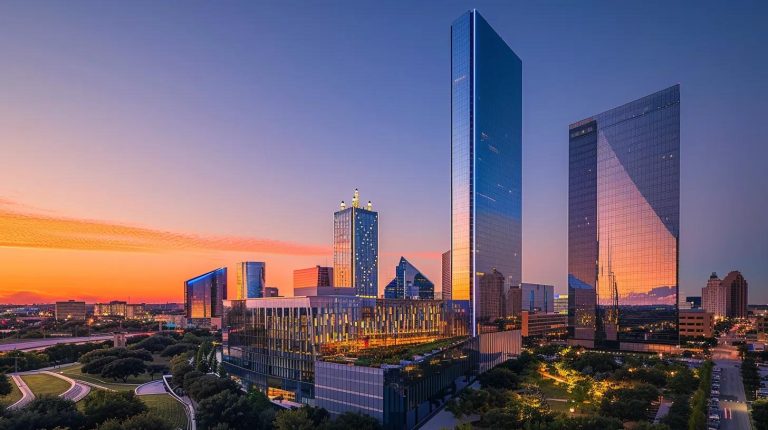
[715,360,750,430]
[0,332,153,352]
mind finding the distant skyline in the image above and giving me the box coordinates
[1,1,767,303]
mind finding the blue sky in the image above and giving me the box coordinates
[0,1,766,302]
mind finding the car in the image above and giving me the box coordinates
[712,390,720,396]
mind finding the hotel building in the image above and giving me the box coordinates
[568,85,680,350]
[451,10,522,334]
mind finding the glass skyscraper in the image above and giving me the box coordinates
[333,189,378,297]
[185,267,227,322]
[235,262,266,299]
[384,256,435,300]
[568,85,680,349]
[451,10,522,335]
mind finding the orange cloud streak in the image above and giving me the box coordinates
[0,198,329,256]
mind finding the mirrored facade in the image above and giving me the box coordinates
[235,262,266,299]
[384,257,435,300]
[451,10,522,334]
[185,267,227,320]
[568,85,680,348]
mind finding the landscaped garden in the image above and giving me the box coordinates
[21,373,71,397]
[446,345,711,429]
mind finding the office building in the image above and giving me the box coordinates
[185,267,227,328]
[293,266,333,290]
[702,272,726,318]
[686,296,702,309]
[55,300,86,321]
[451,10,522,334]
[568,85,680,350]
[702,271,748,319]
[521,311,568,338]
[333,189,378,297]
[442,250,451,300]
[94,301,127,317]
[264,287,279,297]
[521,283,554,313]
[294,286,355,297]
[235,262,266,299]
[554,294,569,315]
[223,295,517,430]
[222,296,471,404]
[383,257,435,300]
[679,309,714,338]
[723,271,748,318]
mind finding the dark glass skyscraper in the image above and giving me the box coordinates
[384,257,435,300]
[568,85,680,349]
[185,267,227,322]
[451,10,522,335]
[333,189,378,298]
[235,262,265,299]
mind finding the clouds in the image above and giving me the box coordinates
[0,197,329,256]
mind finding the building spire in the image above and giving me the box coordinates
[352,188,360,208]
[340,200,346,210]
[366,200,372,211]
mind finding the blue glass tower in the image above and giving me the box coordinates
[568,85,680,349]
[185,267,227,320]
[451,10,522,335]
[384,257,435,300]
[333,189,378,298]
[235,262,266,299]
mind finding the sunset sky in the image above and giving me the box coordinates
[1,1,766,304]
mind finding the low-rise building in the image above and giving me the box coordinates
[679,309,714,338]
[521,311,567,338]
[55,300,86,321]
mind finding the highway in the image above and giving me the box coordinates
[715,359,750,430]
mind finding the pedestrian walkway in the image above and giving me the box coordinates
[8,374,34,410]
[42,370,91,402]
[135,380,167,396]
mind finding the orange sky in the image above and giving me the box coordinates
[0,197,337,303]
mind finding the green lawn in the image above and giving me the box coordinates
[21,373,71,397]
[0,378,23,406]
[58,364,148,391]
[141,394,188,430]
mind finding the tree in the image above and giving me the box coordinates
[82,356,119,374]
[0,374,12,396]
[478,367,519,390]
[0,396,85,430]
[97,413,174,430]
[195,390,257,430]
[323,411,381,430]
[274,407,315,430]
[753,399,768,430]
[662,395,691,429]
[146,364,169,380]
[82,390,147,427]
[130,335,176,353]
[185,374,240,402]
[101,358,147,382]
[159,343,193,357]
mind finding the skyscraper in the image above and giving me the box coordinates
[294,266,334,289]
[384,257,435,300]
[441,250,451,300]
[521,283,555,313]
[333,189,378,298]
[723,271,748,318]
[568,85,680,349]
[185,267,227,326]
[451,10,522,335]
[702,272,726,318]
[234,262,266,299]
